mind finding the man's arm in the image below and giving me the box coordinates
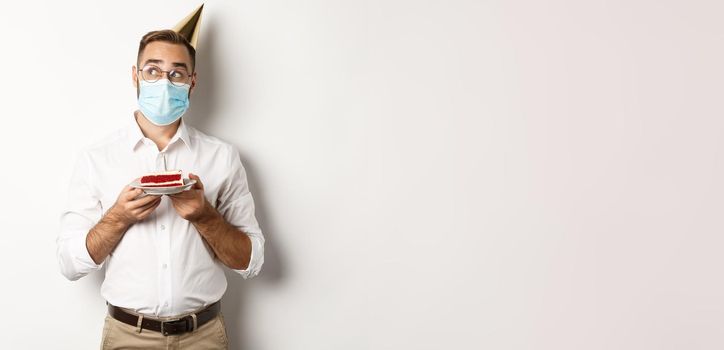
[169,174,253,270]
[87,187,163,264]
[86,210,129,265]
[191,199,253,270]
[58,150,104,281]
[58,150,163,280]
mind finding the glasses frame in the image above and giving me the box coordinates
[137,64,193,86]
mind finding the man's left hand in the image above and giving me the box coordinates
[169,173,209,222]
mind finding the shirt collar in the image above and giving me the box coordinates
[127,111,192,152]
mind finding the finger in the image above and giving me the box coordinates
[132,196,162,214]
[136,200,161,219]
[167,194,185,203]
[135,193,161,204]
[129,194,162,209]
[132,199,161,214]
[123,188,144,201]
[132,192,149,201]
[189,173,204,190]
[169,191,191,199]
[142,198,163,212]
[172,186,197,197]
[122,178,141,192]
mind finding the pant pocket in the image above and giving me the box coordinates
[217,313,229,347]
[100,314,114,350]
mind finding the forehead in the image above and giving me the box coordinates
[139,41,192,68]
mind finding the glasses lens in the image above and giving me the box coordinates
[141,66,162,82]
[169,69,190,86]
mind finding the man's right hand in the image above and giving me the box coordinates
[86,182,161,264]
[108,183,162,226]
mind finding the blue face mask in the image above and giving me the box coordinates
[137,79,191,126]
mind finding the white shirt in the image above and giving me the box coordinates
[57,113,265,317]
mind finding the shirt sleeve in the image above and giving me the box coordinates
[215,145,265,279]
[57,150,104,281]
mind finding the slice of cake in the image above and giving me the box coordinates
[140,170,184,187]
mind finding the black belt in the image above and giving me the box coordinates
[107,301,221,336]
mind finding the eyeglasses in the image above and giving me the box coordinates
[138,65,192,86]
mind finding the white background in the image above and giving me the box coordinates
[0,0,722,349]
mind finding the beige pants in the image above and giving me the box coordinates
[100,311,229,349]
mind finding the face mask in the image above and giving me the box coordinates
[137,79,191,126]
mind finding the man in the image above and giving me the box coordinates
[56,5,265,349]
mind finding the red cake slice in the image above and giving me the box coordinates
[140,170,184,188]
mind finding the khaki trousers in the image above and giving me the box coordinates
[100,311,229,349]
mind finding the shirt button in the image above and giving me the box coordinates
[164,302,169,307]
[162,263,168,269]
[160,224,166,230]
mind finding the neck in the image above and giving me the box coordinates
[134,110,180,151]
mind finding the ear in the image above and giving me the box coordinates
[132,65,138,89]
[189,71,198,96]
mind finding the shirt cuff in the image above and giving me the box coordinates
[68,232,104,271]
[232,232,264,279]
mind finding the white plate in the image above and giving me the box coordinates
[130,178,197,195]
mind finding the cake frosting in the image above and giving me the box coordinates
[140,170,184,187]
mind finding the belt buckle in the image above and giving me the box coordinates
[161,316,192,336]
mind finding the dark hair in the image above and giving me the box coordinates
[137,29,196,72]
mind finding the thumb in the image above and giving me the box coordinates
[189,173,204,190]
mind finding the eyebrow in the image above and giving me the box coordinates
[142,59,189,71]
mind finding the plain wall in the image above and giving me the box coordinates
[1,0,723,348]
